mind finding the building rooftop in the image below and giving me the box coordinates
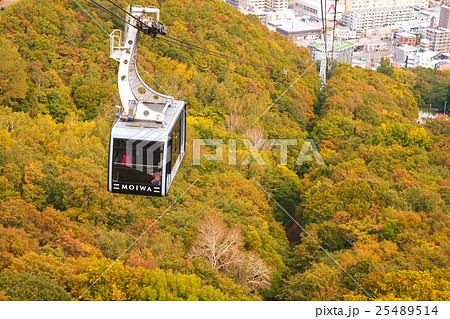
[427,26,450,31]
[397,32,416,38]
[111,100,185,140]
[397,44,418,51]
[347,6,412,14]
[273,19,321,33]
[357,36,382,44]
[309,41,354,51]
[415,13,428,19]
[410,50,440,59]
[429,5,442,13]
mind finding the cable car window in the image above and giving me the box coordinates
[171,116,181,170]
[112,138,163,186]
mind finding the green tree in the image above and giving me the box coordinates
[0,38,28,104]
[136,269,229,301]
[0,272,71,301]
[377,57,394,77]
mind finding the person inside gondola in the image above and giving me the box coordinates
[151,171,161,186]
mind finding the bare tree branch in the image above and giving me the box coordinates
[190,213,272,290]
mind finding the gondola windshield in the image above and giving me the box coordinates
[112,139,163,186]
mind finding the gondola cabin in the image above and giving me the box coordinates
[108,101,186,196]
[107,7,186,196]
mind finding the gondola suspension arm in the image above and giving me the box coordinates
[109,6,171,123]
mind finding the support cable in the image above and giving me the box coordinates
[92,0,300,72]
[331,0,338,62]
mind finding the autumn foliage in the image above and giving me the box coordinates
[0,0,448,300]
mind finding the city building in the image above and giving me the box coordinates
[268,0,289,11]
[364,26,400,37]
[226,0,247,11]
[395,44,418,64]
[415,12,430,24]
[417,110,438,124]
[406,50,440,68]
[355,37,388,52]
[245,0,266,10]
[266,9,295,22]
[308,40,354,63]
[363,40,388,52]
[419,6,442,26]
[335,25,358,40]
[438,5,450,29]
[243,7,270,23]
[396,32,417,46]
[294,0,345,20]
[420,38,433,51]
[394,22,426,34]
[436,60,450,70]
[226,0,291,23]
[226,0,289,11]
[420,27,450,53]
[269,19,322,39]
[342,7,415,32]
[343,0,428,12]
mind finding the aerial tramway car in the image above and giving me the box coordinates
[107,7,186,197]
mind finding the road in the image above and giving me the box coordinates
[0,0,21,8]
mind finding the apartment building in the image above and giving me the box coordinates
[342,7,414,32]
[247,0,266,9]
[344,0,428,12]
[295,0,346,19]
[395,44,418,63]
[267,0,289,10]
[226,0,247,10]
[421,27,450,52]
[396,32,417,46]
[226,0,288,11]
[308,41,354,63]
[438,5,450,29]
[406,50,440,68]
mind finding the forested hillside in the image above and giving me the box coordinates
[0,0,448,301]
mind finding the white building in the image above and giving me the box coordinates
[417,110,438,123]
[421,27,450,53]
[364,25,400,37]
[406,50,440,68]
[269,19,322,39]
[394,21,426,34]
[364,40,388,52]
[266,9,295,23]
[395,45,418,64]
[344,0,428,12]
[268,0,289,11]
[226,0,289,11]
[226,0,247,10]
[342,6,415,32]
[355,37,388,52]
[308,40,354,63]
[245,0,266,9]
[335,25,358,40]
[295,0,345,20]
[226,0,291,23]
[418,6,442,27]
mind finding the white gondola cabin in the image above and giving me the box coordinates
[107,7,186,196]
